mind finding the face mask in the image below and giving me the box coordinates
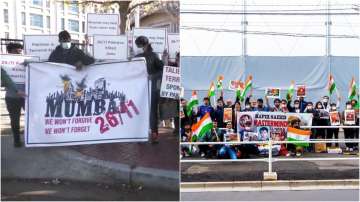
[346,105,352,109]
[323,99,328,103]
[61,42,71,49]
[245,105,251,109]
[307,106,313,110]
[331,106,336,110]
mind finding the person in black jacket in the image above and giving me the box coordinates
[134,36,164,143]
[48,30,95,70]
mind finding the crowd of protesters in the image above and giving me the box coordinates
[2,30,178,147]
[180,89,359,159]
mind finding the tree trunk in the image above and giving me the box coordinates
[118,2,129,34]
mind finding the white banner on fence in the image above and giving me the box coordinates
[25,59,149,147]
[167,33,179,60]
[93,35,128,60]
[87,13,119,36]
[160,66,180,99]
[236,111,313,140]
[132,28,167,54]
[24,35,58,60]
[0,54,39,84]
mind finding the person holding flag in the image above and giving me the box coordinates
[186,91,199,117]
[197,97,215,120]
[191,112,214,157]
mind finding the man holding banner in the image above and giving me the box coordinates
[134,36,164,143]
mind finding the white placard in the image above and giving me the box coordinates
[160,66,180,99]
[0,54,39,84]
[25,59,149,147]
[93,35,128,60]
[87,13,119,36]
[132,28,167,54]
[24,35,58,60]
[167,33,179,59]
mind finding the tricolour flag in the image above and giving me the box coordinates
[286,80,295,101]
[287,127,311,147]
[328,75,337,95]
[240,75,252,99]
[236,82,245,101]
[208,82,215,97]
[348,77,357,100]
[191,112,213,139]
[216,75,224,90]
[186,91,198,116]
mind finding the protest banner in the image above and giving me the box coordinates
[167,33,179,60]
[265,88,280,98]
[236,111,313,141]
[296,84,306,97]
[0,54,39,84]
[87,13,119,36]
[329,111,341,126]
[223,108,232,123]
[93,35,128,60]
[24,35,58,60]
[25,59,149,147]
[344,110,356,125]
[160,66,180,99]
[257,126,270,141]
[132,28,167,54]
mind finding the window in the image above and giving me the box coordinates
[68,19,79,32]
[68,1,79,13]
[5,32,9,39]
[3,9,8,23]
[30,14,43,27]
[46,0,50,8]
[82,21,85,33]
[32,0,43,6]
[61,18,65,30]
[46,16,50,28]
[21,12,26,25]
[59,1,64,10]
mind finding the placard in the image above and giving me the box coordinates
[87,13,119,36]
[0,54,39,84]
[25,59,149,147]
[132,28,167,54]
[228,80,244,91]
[160,66,180,99]
[329,111,340,126]
[344,110,356,125]
[224,132,240,142]
[93,35,128,60]
[265,88,280,98]
[24,35,58,60]
[223,108,233,123]
[296,84,306,97]
[167,33,179,60]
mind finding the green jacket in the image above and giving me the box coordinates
[1,68,19,95]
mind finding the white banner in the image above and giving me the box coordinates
[132,28,167,54]
[160,66,180,99]
[0,54,39,84]
[87,13,119,36]
[25,59,149,147]
[24,35,58,60]
[93,35,128,60]
[167,33,179,60]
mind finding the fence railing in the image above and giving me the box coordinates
[180,125,360,180]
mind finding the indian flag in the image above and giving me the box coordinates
[186,91,198,116]
[236,82,245,101]
[216,75,224,90]
[191,112,213,139]
[328,75,336,95]
[208,82,215,97]
[348,77,357,100]
[287,127,311,147]
[240,75,252,99]
[286,81,295,101]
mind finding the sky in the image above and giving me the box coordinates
[180,0,359,56]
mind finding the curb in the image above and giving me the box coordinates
[1,135,178,191]
[181,179,359,192]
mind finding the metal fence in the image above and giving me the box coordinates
[180,125,360,179]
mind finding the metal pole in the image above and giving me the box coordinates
[135,6,140,28]
[242,0,247,68]
[268,139,272,173]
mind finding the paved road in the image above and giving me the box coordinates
[1,178,178,201]
[181,154,359,182]
[181,189,360,201]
